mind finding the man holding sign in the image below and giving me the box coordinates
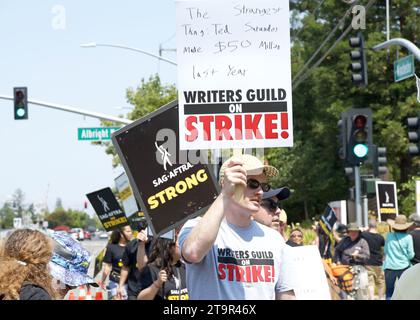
[179,154,295,299]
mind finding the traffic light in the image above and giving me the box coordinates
[349,32,368,86]
[373,145,387,177]
[346,108,372,166]
[13,87,28,120]
[407,114,420,155]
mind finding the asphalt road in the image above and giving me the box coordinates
[80,237,108,277]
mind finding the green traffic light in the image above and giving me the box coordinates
[16,108,26,117]
[353,143,369,158]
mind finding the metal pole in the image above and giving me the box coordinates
[354,165,362,226]
[386,0,390,42]
[372,38,420,61]
[363,195,369,228]
[81,43,178,66]
[0,95,132,125]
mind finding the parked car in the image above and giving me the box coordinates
[83,230,92,240]
[99,232,109,240]
[70,228,85,241]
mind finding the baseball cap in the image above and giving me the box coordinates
[219,154,279,182]
[49,232,98,287]
[262,187,290,201]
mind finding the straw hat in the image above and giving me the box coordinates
[346,222,361,232]
[219,154,278,182]
[387,215,413,231]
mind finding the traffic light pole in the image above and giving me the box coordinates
[363,194,368,228]
[354,165,363,227]
[0,95,132,125]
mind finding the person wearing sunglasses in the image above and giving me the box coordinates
[254,187,290,241]
[179,154,295,300]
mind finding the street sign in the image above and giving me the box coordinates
[78,127,121,141]
[394,54,414,82]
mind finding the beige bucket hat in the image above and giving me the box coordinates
[387,215,413,231]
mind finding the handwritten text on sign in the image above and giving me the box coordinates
[176,0,293,150]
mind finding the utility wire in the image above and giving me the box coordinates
[293,0,377,90]
[292,2,358,83]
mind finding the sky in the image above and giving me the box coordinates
[0,0,178,215]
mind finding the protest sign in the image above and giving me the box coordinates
[86,187,129,231]
[281,245,331,300]
[111,100,220,236]
[176,0,293,150]
[115,171,140,217]
[93,247,106,278]
[375,181,398,222]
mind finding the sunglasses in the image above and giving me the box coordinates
[247,179,271,192]
[261,198,281,212]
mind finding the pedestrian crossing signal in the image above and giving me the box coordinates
[14,87,28,120]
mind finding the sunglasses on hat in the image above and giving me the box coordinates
[247,179,271,192]
[261,198,281,212]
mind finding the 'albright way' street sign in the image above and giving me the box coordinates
[394,54,414,82]
[78,127,120,141]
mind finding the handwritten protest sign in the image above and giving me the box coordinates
[176,0,293,150]
[281,245,331,300]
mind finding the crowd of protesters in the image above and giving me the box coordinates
[1,155,420,300]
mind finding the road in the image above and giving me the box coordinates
[70,236,109,300]
[81,237,108,277]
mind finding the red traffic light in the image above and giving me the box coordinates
[354,115,367,129]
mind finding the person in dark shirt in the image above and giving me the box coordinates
[137,237,188,300]
[333,223,370,265]
[101,225,133,299]
[361,219,385,300]
[286,228,304,247]
[118,229,151,300]
[408,214,420,265]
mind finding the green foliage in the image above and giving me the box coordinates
[0,203,15,229]
[45,208,98,230]
[267,0,419,221]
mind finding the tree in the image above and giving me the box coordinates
[45,207,96,230]
[266,0,419,221]
[55,198,63,210]
[0,203,15,229]
[11,188,26,218]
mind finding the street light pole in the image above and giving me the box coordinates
[372,38,420,61]
[0,95,132,125]
[80,42,178,66]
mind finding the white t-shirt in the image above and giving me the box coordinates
[178,217,291,300]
